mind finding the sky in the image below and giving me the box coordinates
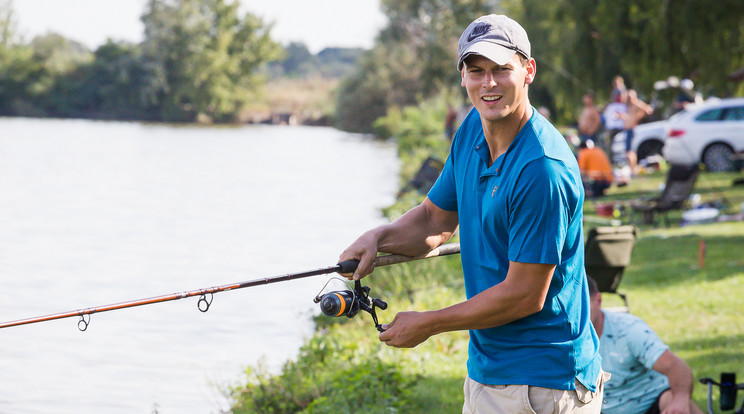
[11,0,387,54]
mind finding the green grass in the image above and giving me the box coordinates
[231,165,744,412]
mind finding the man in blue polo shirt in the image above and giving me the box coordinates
[339,14,605,413]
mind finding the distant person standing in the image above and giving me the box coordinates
[602,93,627,152]
[610,75,627,103]
[674,79,698,113]
[622,89,654,174]
[578,93,602,144]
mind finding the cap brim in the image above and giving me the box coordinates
[458,42,517,70]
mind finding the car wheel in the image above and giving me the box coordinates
[636,140,663,162]
[702,143,734,172]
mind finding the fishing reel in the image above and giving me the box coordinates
[314,279,387,332]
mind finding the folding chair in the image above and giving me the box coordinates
[397,156,444,198]
[631,164,700,226]
[585,225,639,311]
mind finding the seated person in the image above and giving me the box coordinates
[588,277,703,414]
[577,139,613,197]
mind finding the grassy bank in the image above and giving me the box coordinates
[229,103,744,411]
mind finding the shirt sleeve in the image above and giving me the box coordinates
[507,157,573,265]
[626,317,670,370]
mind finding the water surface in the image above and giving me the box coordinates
[0,118,399,413]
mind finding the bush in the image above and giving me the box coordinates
[230,334,414,414]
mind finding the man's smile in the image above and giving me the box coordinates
[482,95,502,103]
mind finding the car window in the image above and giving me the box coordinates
[695,108,724,121]
[722,106,744,121]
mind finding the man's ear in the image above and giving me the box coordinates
[461,68,466,87]
[524,58,536,85]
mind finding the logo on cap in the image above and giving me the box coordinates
[467,23,491,42]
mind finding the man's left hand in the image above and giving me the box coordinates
[378,311,433,348]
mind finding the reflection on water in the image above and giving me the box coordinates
[0,118,399,413]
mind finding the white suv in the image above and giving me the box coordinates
[662,97,744,172]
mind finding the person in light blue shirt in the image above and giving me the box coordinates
[339,14,605,413]
[588,277,703,414]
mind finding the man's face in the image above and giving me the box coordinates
[460,53,535,123]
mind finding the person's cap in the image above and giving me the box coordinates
[457,14,531,70]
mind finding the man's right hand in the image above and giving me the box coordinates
[337,198,459,281]
[338,230,380,280]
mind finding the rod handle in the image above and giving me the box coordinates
[335,242,461,274]
[337,260,360,274]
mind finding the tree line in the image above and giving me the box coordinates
[2,0,743,129]
[336,0,744,132]
[0,0,280,123]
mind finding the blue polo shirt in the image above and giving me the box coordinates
[428,107,601,391]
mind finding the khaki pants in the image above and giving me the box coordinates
[462,371,610,414]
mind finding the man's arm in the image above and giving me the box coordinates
[653,350,696,414]
[633,97,654,117]
[338,197,459,280]
[379,261,554,348]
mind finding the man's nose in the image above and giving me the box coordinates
[482,71,497,88]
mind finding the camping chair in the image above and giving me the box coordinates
[631,164,700,226]
[397,156,444,198]
[585,225,639,311]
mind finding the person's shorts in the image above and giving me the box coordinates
[462,371,610,414]
[580,134,597,144]
[643,388,670,414]
[625,128,635,152]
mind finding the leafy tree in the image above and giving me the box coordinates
[334,0,499,133]
[516,0,744,122]
[274,42,312,77]
[0,30,92,116]
[44,41,159,120]
[335,43,423,133]
[0,0,18,47]
[140,0,282,122]
[315,47,364,78]
[0,0,43,115]
[0,45,45,115]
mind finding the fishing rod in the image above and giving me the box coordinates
[0,242,461,332]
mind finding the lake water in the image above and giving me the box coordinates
[0,118,399,413]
